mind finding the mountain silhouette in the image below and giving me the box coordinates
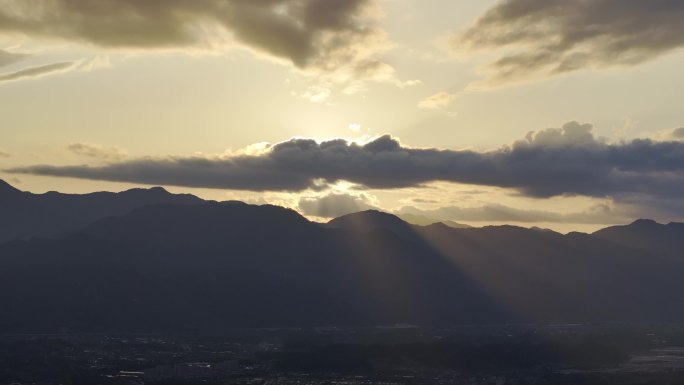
[593,219,684,258]
[327,210,421,239]
[1,181,684,333]
[0,179,22,196]
[0,180,203,243]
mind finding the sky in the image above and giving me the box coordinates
[1,0,684,232]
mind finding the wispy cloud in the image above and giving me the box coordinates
[454,0,684,88]
[0,56,112,85]
[400,203,619,225]
[67,143,127,161]
[0,61,75,83]
[418,92,455,110]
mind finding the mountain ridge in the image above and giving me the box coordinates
[0,180,204,243]
[2,180,684,332]
[4,179,681,242]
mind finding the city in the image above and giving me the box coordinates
[3,324,684,385]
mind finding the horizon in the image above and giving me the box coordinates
[2,177,673,235]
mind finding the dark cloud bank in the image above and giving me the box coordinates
[456,0,684,85]
[8,122,684,204]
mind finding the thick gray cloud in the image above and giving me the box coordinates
[7,122,684,200]
[0,61,75,83]
[0,49,29,68]
[0,0,388,77]
[299,192,376,218]
[400,203,619,225]
[673,127,684,139]
[455,0,684,86]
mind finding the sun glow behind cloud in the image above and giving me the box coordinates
[1,1,684,233]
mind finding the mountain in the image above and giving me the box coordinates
[1,193,684,333]
[0,180,203,243]
[0,203,502,332]
[327,210,420,238]
[593,219,684,258]
[0,179,23,197]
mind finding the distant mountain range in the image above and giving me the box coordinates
[1,180,683,333]
[395,213,472,229]
[0,179,202,243]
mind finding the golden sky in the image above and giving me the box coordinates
[2,0,684,232]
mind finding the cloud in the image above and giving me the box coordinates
[299,192,377,218]
[67,143,127,161]
[294,85,332,104]
[454,0,684,87]
[0,61,75,83]
[418,92,455,110]
[0,49,29,68]
[0,149,11,158]
[7,122,684,202]
[400,203,620,225]
[610,193,684,223]
[673,127,684,139]
[0,0,392,83]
